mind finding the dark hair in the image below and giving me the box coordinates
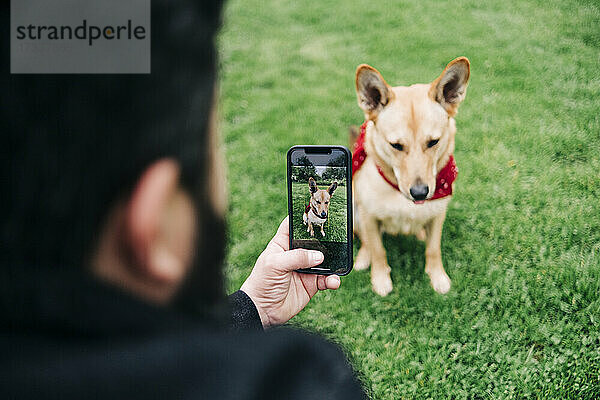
[1,1,226,311]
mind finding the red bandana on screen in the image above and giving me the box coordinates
[352,121,458,201]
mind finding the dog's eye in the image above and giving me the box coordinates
[325,201,329,204]
[427,139,439,148]
[316,200,321,204]
[390,142,404,151]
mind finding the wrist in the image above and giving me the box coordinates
[239,283,270,328]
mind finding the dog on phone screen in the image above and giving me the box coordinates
[351,57,470,296]
[303,177,338,237]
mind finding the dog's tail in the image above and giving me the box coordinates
[349,125,360,152]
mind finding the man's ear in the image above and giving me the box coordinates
[327,181,338,196]
[355,64,392,120]
[429,57,470,116]
[125,158,189,283]
[309,177,318,193]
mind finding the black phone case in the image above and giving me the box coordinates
[286,145,353,276]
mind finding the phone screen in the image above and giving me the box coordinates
[287,146,353,275]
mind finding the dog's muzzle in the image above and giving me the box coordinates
[410,184,429,202]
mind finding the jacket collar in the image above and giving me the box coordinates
[0,266,202,338]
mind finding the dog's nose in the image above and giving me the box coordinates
[321,211,327,218]
[409,184,429,201]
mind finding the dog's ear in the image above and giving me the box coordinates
[309,177,318,193]
[429,57,470,116]
[356,65,392,120]
[327,181,338,196]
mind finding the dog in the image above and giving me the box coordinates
[303,177,338,237]
[351,57,470,296]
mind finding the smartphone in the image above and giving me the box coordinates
[287,145,353,275]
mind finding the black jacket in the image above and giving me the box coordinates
[0,269,367,399]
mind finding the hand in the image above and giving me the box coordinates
[240,217,341,328]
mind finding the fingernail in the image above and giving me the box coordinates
[311,251,324,264]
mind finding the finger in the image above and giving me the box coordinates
[317,275,327,290]
[265,248,324,272]
[298,273,319,298]
[317,275,341,290]
[266,216,290,252]
[325,275,341,290]
[276,216,289,235]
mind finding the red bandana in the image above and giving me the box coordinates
[352,121,457,201]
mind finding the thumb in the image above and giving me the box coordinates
[266,249,324,272]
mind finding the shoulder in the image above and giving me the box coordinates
[1,325,367,400]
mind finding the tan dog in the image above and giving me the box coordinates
[303,177,338,237]
[351,57,470,296]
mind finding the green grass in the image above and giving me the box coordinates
[291,182,347,242]
[218,0,600,398]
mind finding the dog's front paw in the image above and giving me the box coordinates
[427,269,451,294]
[354,247,370,271]
[372,268,393,296]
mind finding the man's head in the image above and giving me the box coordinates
[1,0,227,315]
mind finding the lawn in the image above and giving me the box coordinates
[218,0,600,398]
[291,182,347,242]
